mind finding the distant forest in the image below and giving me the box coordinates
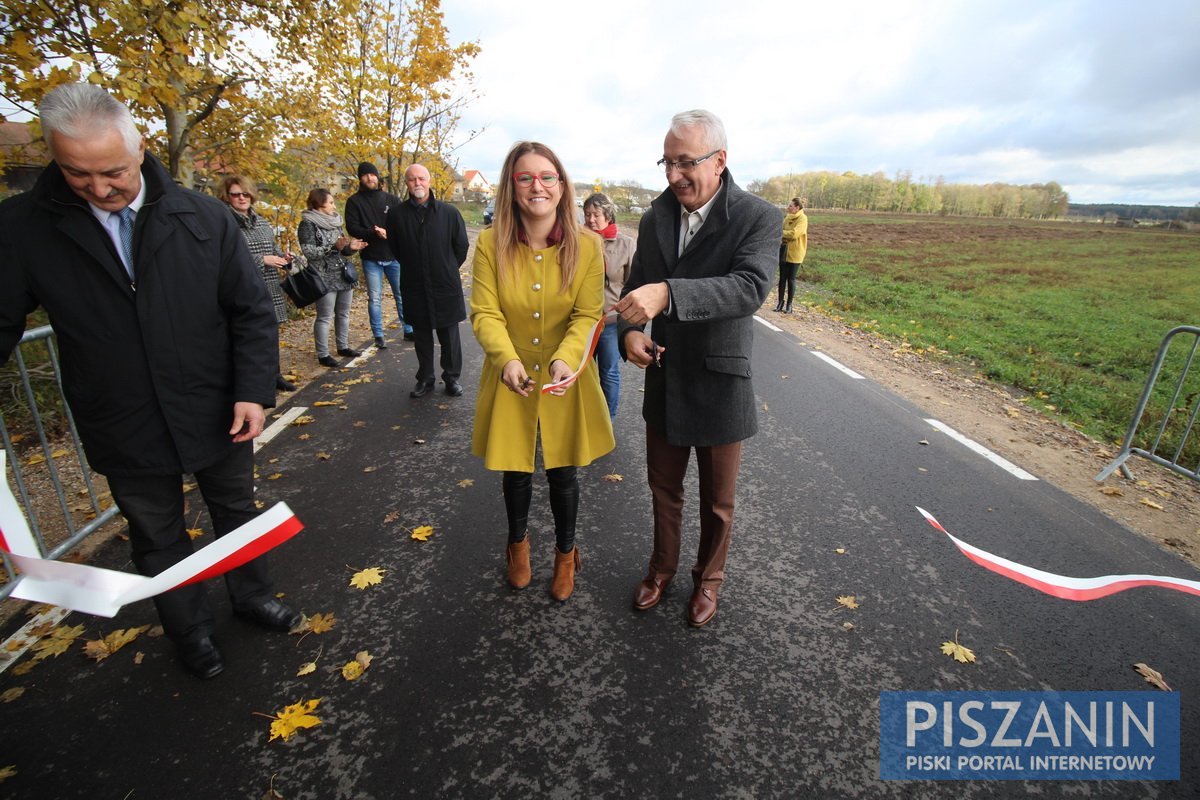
[1066,203,1200,222]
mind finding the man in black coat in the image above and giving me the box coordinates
[616,109,778,628]
[0,84,302,679]
[344,161,412,347]
[385,163,470,398]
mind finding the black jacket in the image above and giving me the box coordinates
[0,153,277,476]
[384,192,469,329]
[344,186,401,262]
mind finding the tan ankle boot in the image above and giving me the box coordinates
[506,536,531,589]
[550,547,581,601]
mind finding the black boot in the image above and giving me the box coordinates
[546,466,579,554]
[773,296,785,312]
[784,300,793,313]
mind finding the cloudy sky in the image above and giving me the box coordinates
[441,0,1200,206]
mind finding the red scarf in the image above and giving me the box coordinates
[599,222,618,240]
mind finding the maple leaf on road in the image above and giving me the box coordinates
[836,595,860,610]
[941,630,976,664]
[341,650,373,681]
[31,624,85,661]
[84,626,149,661]
[266,698,321,742]
[411,525,434,541]
[349,567,385,589]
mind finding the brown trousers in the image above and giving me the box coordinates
[645,425,744,590]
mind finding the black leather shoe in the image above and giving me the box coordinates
[234,598,303,632]
[275,375,296,392]
[337,347,362,358]
[410,381,434,398]
[374,336,387,350]
[178,636,224,679]
[318,355,340,368]
[445,379,464,397]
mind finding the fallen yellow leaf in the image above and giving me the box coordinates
[940,630,976,664]
[342,650,373,681]
[1132,662,1172,691]
[186,527,205,539]
[349,567,385,589]
[836,595,859,610]
[411,525,434,541]
[602,473,623,482]
[296,661,317,677]
[30,624,85,661]
[1099,486,1123,496]
[267,473,283,481]
[834,548,845,554]
[83,626,150,661]
[316,452,332,460]
[266,698,322,742]
[1,688,25,703]
[457,478,475,487]
[306,613,336,634]
[290,416,316,426]
[1138,497,1164,511]
[0,765,15,782]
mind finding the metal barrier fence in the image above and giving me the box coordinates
[1,325,121,600]
[1096,325,1200,484]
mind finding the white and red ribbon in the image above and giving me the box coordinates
[539,313,609,395]
[916,506,1200,601]
[1,449,304,617]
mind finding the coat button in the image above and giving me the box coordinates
[532,338,540,345]
[533,363,540,371]
[532,312,540,319]
[534,254,543,262]
[532,283,541,291]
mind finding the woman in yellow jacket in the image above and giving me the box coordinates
[774,197,808,313]
[470,141,615,601]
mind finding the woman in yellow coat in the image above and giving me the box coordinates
[774,197,808,313]
[470,141,615,601]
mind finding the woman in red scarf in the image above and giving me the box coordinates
[583,193,636,420]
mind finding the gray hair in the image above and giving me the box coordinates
[40,83,142,158]
[582,192,617,224]
[669,109,727,152]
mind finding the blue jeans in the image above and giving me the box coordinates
[362,259,411,336]
[594,322,620,420]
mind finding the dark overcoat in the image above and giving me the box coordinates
[384,192,469,330]
[619,170,779,447]
[0,153,277,477]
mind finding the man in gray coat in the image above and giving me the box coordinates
[616,109,779,627]
[0,84,301,679]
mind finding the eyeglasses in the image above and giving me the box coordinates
[227,191,251,199]
[513,171,560,188]
[656,150,720,173]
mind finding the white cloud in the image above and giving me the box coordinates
[442,0,1200,205]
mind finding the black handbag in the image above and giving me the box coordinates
[342,261,359,286]
[281,267,329,308]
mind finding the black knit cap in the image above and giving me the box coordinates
[357,162,380,178]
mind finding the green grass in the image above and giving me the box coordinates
[794,214,1200,462]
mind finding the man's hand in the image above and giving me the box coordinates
[230,402,266,443]
[623,330,664,369]
[614,283,669,326]
[374,225,387,240]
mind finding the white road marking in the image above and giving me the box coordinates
[0,605,70,675]
[753,315,782,332]
[924,418,1039,480]
[255,406,308,453]
[810,351,865,380]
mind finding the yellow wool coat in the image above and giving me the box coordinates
[782,209,808,264]
[470,228,615,472]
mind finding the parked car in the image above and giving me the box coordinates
[483,200,495,226]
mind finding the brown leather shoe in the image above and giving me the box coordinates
[506,536,531,589]
[633,575,670,611]
[687,587,718,627]
[550,547,581,601]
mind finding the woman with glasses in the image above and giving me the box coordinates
[470,141,614,601]
[220,175,296,391]
[774,197,808,313]
[582,192,635,420]
[298,188,367,368]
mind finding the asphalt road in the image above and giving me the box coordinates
[1,308,1196,799]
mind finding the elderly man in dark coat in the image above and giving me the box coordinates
[617,109,779,628]
[0,83,302,679]
[385,163,470,398]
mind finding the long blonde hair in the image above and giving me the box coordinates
[493,141,583,294]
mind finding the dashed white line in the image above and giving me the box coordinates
[924,418,1039,481]
[810,351,865,380]
[0,605,70,675]
[255,406,308,453]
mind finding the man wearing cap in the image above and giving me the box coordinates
[345,161,413,347]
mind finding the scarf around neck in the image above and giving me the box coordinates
[301,208,344,232]
[597,221,618,240]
